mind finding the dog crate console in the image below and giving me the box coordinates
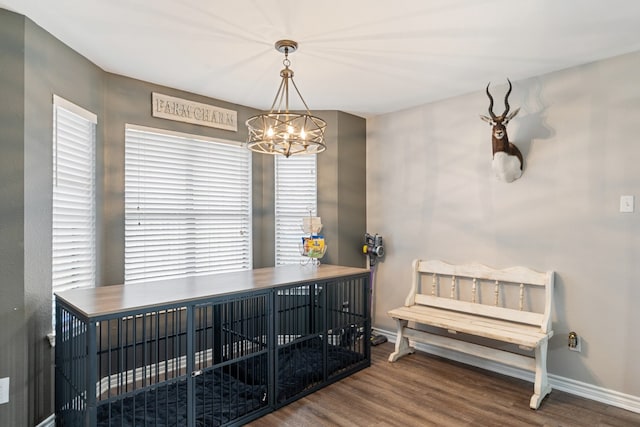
[55,265,370,426]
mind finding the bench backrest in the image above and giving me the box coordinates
[404,260,554,332]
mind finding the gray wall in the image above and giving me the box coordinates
[0,9,27,426]
[0,10,103,426]
[101,73,265,285]
[101,76,366,286]
[318,111,368,268]
[367,51,640,397]
[23,15,105,423]
[260,110,368,270]
[0,8,366,426]
[336,111,367,268]
[0,9,105,426]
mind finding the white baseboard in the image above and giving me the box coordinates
[373,327,640,414]
[36,413,55,427]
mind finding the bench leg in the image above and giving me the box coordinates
[388,319,415,362]
[530,340,552,409]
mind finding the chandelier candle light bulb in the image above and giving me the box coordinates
[246,40,327,157]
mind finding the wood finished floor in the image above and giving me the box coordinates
[247,341,640,427]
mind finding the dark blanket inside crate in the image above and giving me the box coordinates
[235,336,365,402]
[96,370,266,427]
[90,338,363,425]
[277,337,365,402]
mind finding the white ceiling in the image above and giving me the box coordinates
[2,0,640,118]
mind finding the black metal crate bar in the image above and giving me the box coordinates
[191,292,272,426]
[55,304,91,426]
[93,303,191,426]
[324,275,370,381]
[274,275,370,406]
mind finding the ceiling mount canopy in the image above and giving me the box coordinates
[246,40,327,158]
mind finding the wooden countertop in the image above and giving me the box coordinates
[55,264,369,319]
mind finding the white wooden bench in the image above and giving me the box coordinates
[388,259,554,409]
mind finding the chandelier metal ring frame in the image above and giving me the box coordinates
[245,40,327,158]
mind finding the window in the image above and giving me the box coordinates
[274,155,317,265]
[124,126,252,284]
[52,95,97,325]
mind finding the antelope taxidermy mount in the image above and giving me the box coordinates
[480,79,523,183]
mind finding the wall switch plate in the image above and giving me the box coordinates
[620,195,634,213]
[0,377,9,404]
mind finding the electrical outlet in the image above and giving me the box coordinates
[0,377,9,404]
[568,333,581,352]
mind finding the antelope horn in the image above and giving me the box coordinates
[485,83,496,120]
[503,78,512,117]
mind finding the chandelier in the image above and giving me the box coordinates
[246,40,327,157]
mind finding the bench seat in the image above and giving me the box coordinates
[387,304,551,350]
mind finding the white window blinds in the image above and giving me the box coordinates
[52,95,97,299]
[274,155,317,265]
[124,126,252,284]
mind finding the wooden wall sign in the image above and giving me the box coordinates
[152,92,237,131]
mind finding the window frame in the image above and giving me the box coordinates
[274,154,318,266]
[124,124,253,284]
[51,95,97,329]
